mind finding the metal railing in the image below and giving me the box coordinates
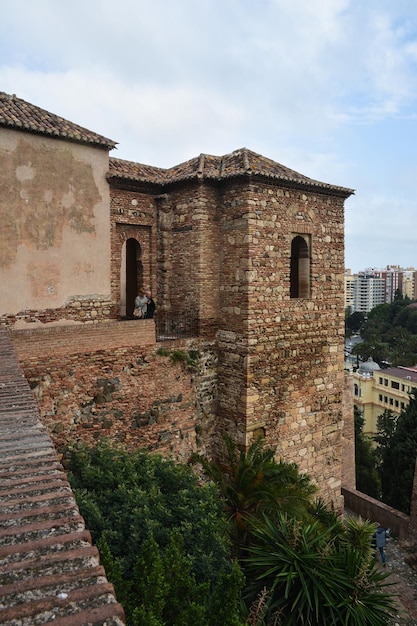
[155,310,199,341]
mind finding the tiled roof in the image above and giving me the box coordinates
[107,157,166,184]
[0,327,125,626]
[0,92,117,150]
[109,148,354,197]
[383,366,417,384]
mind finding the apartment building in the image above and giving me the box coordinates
[353,360,417,436]
[345,266,417,313]
[352,272,384,314]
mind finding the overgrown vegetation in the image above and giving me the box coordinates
[67,437,397,625]
[67,441,241,625]
[156,347,200,370]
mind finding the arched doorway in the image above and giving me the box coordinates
[125,238,143,317]
[290,235,310,299]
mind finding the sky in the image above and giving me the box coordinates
[1,0,417,273]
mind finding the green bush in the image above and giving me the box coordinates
[67,440,243,625]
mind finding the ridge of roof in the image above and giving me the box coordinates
[0,92,117,150]
[109,148,354,196]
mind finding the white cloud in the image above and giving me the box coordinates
[1,0,417,271]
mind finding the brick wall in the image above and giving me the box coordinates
[110,186,158,318]
[11,325,217,463]
[109,175,349,510]
[1,295,114,328]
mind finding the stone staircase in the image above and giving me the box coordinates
[0,327,126,625]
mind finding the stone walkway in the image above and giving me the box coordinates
[383,535,417,625]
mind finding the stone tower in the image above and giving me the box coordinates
[109,148,354,509]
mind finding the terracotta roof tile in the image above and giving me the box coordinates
[0,92,117,150]
[109,148,354,197]
[107,157,166,184]
[0,328,125,626]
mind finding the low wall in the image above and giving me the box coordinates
[342,486,409,540]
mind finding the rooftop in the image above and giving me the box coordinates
[383,366,417,384]
[108,149,355,197]
[0,91,117,150]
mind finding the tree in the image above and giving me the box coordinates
[354,406,381,498]
[345,310,365,335]
[377,390,417,514]
[67,440,244,626]
[373,409,397,467]
[355,298,417,366]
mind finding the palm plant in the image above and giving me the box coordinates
[244,513,397,625]
[194,435,317,555]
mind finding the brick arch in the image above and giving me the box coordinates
[113,224,152,318]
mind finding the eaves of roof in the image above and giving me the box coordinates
[0,92,117,150]
[108,148,355,198]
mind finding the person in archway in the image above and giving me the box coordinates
[134,288,147,319]
[145,290,156,319]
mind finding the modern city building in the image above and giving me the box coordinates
[352,272,384,314]
[345,266,417,313]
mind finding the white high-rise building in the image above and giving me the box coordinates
[345,266,417,313]
[352,272,384,313]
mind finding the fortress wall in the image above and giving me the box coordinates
[0,129,112,328]
[11,326,217,463]
[214,179,347,511]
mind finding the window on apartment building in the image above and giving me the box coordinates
[379,394,383,402]
[354,384,359,396]
[401,384,405,391]
[384,379,388,386]
[290,235,311,298]
[379,377,383,384]
[389,398,393,405]
[384,396,388,403]
[391,381,400,389]
[395,400,399,408]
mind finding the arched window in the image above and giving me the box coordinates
[290,235,310,298]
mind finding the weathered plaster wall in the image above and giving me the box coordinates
[0,129,111,326]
